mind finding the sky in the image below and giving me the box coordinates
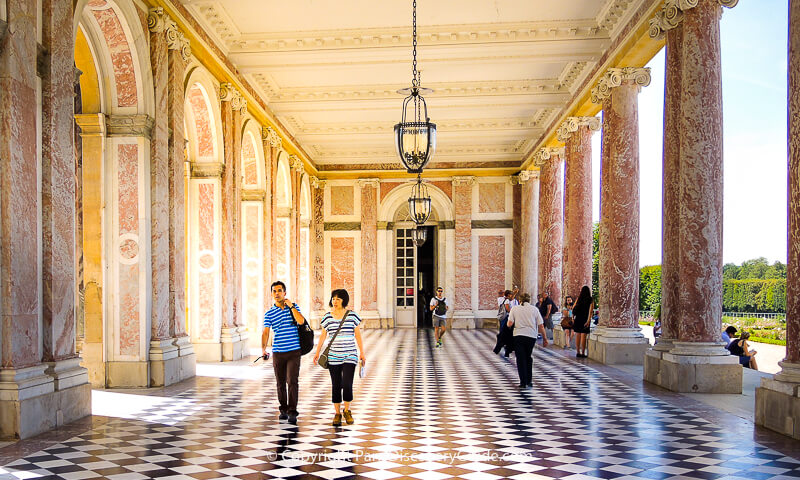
[590,0,789,267]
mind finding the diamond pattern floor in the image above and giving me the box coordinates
[1,329,799,480]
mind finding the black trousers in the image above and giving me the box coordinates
[514,335,536,386]
[328,363,356,404]
[273,349,301,415]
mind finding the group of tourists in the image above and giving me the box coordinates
[557,286,595,358]
[261,281,366,427]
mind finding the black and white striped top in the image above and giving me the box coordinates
[320,311,362,365]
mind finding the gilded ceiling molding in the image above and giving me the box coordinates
[219,82,247,114]
[649,0,738,39]
[556,116,601,142]
[148,8,191,62]
[517,170,540,183]
[451,176,476,187]
[261,126,282,149]
[590,67,651,104]
[357,178,380,189]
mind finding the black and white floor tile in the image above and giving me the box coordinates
[2,329,800,480]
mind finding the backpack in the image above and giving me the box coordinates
[497,300,509,321]
[434,298,447,316]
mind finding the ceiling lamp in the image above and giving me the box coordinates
[393,0,436,174]
[408,175,432,225]
[412,227,427,247]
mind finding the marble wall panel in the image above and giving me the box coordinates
[478,236,506,310]
[275,217,290,289]
[299,227,310,313]
[187,86,213,159]
[330,237,355,295]
[330,186,354,216]
[243,203,262,336]
[312,186,325,313]
[90,6,137,108]
[453,182,473,311]
[380,182,398,203]
[478,183,505,213]
[197,183,216,340]
[117,144,140,356]
[430,181,452,201]
[360,184,377,311]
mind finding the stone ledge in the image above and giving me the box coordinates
[645,351,742,393]
[0,382,91,440]
[755,384,800,439]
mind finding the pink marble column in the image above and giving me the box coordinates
[290,161,300,296]
[261,128,278,310]
[536,148,563,303]
[359,179,379,313]
[592,68,650,329]
[311,178,326,319]
[512,181,522,288]
[41,0,77,361]
[0,0,40,370]
[559,118,599,302]
[219,84,242,329]
[787,0,800,366]
[148,11,171,343]
[452,177,474,315]
[518,171,539,296]
[674,1,724,344]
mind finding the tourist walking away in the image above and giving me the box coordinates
[572,286,594,358]
[507,293,548,388]
[313,289,366,426]
[727,331,759,370]
[430,287,450,347]
[538,291,557,332]
[561,295,575,349]
[262,281,306,425]
[493,287,518,356]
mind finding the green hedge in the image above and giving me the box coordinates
[722,279,786,313]
[639,266,662,312]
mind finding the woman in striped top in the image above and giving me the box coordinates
[313,288,366,426]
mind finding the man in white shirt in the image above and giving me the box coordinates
[507,293,548,388]
[430,287,449,347]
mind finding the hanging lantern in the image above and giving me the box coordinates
[408,175,432,225]
[412,227,427,247]
[393,0,436,174]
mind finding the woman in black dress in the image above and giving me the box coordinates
[572,286,594,358]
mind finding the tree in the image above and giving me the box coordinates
[723,263,740,280]
[765,261,787,279]
[737,257,770,279]
[639,265,662,311]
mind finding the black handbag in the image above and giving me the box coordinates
[288,305,314,355]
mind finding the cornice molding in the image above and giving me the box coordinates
[294,118,545,136]
[556,116,601,142]
[590,67,651,104]
[219,82,247,114]
[649,0,738,39]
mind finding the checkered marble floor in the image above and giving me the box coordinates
[2,329,800,480]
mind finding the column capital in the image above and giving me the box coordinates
[517,170,540,183]
[557,116,601,142]
[219,82,247,114]
[533,147,564,166]
[310,176,326,189]
[451,176,475,187]
[649,0,738,39]
[289,154,304,172]
[262,126,282,149]
[148,8,191,61]
[357,178,380,189]
[591,67,651,104]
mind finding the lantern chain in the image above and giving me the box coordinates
[412,0,418,88]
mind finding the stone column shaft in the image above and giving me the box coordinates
[519,172,539,296]
[452,177,474,323]
[537,150,563,303]
[311,179,326,326]
[787,0,800,366]
[167,46,187,338]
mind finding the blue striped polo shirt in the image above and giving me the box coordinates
[264,303,301,353]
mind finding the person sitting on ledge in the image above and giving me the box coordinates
[721,325,737,348]
[727,331,758,370]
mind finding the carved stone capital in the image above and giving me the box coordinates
[219,82,247,114]
[241,189,266,201]
[106,114,154,139]
[289,155,304,172]
[166,23,191,62]
[556,116,601,142]
[650,0,737,39]
[452,176,476,187]
[191,162,224,178]
[533,147,564,167]
[262,126,282,149]
[517,170,540,183]
[310,176,326,189]
[147,7,167,32]
[357,178,380,189]
[591,67,651,104]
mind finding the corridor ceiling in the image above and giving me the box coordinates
[182,0,658,174]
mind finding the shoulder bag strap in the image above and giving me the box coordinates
[322,310,349,355]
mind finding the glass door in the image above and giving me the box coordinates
[395,227,416,327]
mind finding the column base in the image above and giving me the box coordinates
[107,361,149,388]
[644,342,742,393]
[451,311,475,329]
[221,327,245,362]
[79,341,105,387]
[359,310,382,329]
[1,360,91,439]
[755,361,800,439]
[588,327,650,364]
[150,337,196,387]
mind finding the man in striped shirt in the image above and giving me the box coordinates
[262,281,307,425]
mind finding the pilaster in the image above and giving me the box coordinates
[358,178,380,324]
[452,176,475,328]
[310,176,326,328]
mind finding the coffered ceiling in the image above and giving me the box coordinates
[181,0,654,174]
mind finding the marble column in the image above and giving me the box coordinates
[645,0,741,392]
[289,155,303,302]
[219,83,246,361]
[452,176,475,328]
[535,147,564,304]
[359,179,380,326]
[310,177,326,329]
[518,170,540,297]
[261,127,278,312]
[588,67,651,365]
[756,0,800,437]
[558,117,599,301]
